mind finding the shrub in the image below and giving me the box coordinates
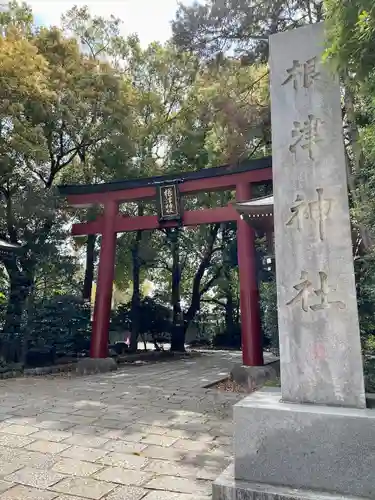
[212,324,241,348]
[364,357,375,393]
[260,279,279,352]
[111,297,172,343]
[29,295,91,353]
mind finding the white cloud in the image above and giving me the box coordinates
[27,0,185,46]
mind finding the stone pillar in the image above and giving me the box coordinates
[213,24,374,500]
[90,200,118,358]
[236,182,263,367]
[270,22,365,408]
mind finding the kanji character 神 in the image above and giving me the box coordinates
[308,188,333,241]
[286,188,333,241]
[286,194,309,232]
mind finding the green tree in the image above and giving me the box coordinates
[59,6,138,302]
[324,1,375,249]
[325,0,375,81]
[112,42,198,350]
[172,0,324,62]
[0,3,134,333]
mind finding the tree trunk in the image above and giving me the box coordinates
[22,281,35,365]
[221,228,236,334]
[2,263,30,335]
[82,234,96,301]
[182,224,221,338]
[1,259,33,363]
[130,242,141,352]
[224,289,235,334]
[170,229,185,352]
[130,205,144,352]
[343,79,373,250]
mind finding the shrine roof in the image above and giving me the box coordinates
[58,156,272,196]
[233,195,274,231]
[234,195,274,216]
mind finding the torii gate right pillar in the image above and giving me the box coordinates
[236,182,264,366]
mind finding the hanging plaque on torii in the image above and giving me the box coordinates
[157,183,182,222]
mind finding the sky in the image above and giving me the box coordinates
[25,0,192,47]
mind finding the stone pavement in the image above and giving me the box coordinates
[0,350,248,500]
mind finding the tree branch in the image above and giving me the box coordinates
[199,266,222,297]
[201,297,226,307]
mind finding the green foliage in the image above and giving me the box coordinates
[324,0,375,80]
[29,295,91,351]
[212,324,241,349]
[260,279,279,351]
[355,253,375,352]
[172,0,324,62]
[364,358,375,393]
[323,0,375,363]
[111,297,172,340]
[0,2,137,334]
[364,336,375,354]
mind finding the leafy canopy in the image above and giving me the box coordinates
[324,0,375,80]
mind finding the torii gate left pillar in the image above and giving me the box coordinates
[90,200,118,358]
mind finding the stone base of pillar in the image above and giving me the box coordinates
[76,357,117,375]
[213,465,356,500]
[213,388,375,499]
[230,361,280,392]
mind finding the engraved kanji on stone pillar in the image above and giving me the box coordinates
[286,188,334,241]
[289,114,324,160]
[286,271,312,312]
[287,271,346,312]
[282,56,320,90]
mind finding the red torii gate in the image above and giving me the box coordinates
[59,156,272,366]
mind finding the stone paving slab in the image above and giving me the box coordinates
[143,492,209,500]
[55,496,92,500]
[0,434,35,448]
[63,434,109,449]
[0,424,39,436]
[93,466,153,486]
[104,486,147,500]
[4,467,65,489]
[141,445,185,461]
[98,451,149,469]
[0,483,14,495]
[52,458,103,477]
[25,441,71,455]
[29,430,73,443]
[0,485,58,499]
[0,351,250,499]
[104,439,147,454]
[145,475,212,495]
[51,477,117,498]
[0,462,24,477]
[16,450,59,470]
[60,445,108,462]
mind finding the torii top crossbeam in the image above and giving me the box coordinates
[59,157,272,235]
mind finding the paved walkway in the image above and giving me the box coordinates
[0,351,246,500]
